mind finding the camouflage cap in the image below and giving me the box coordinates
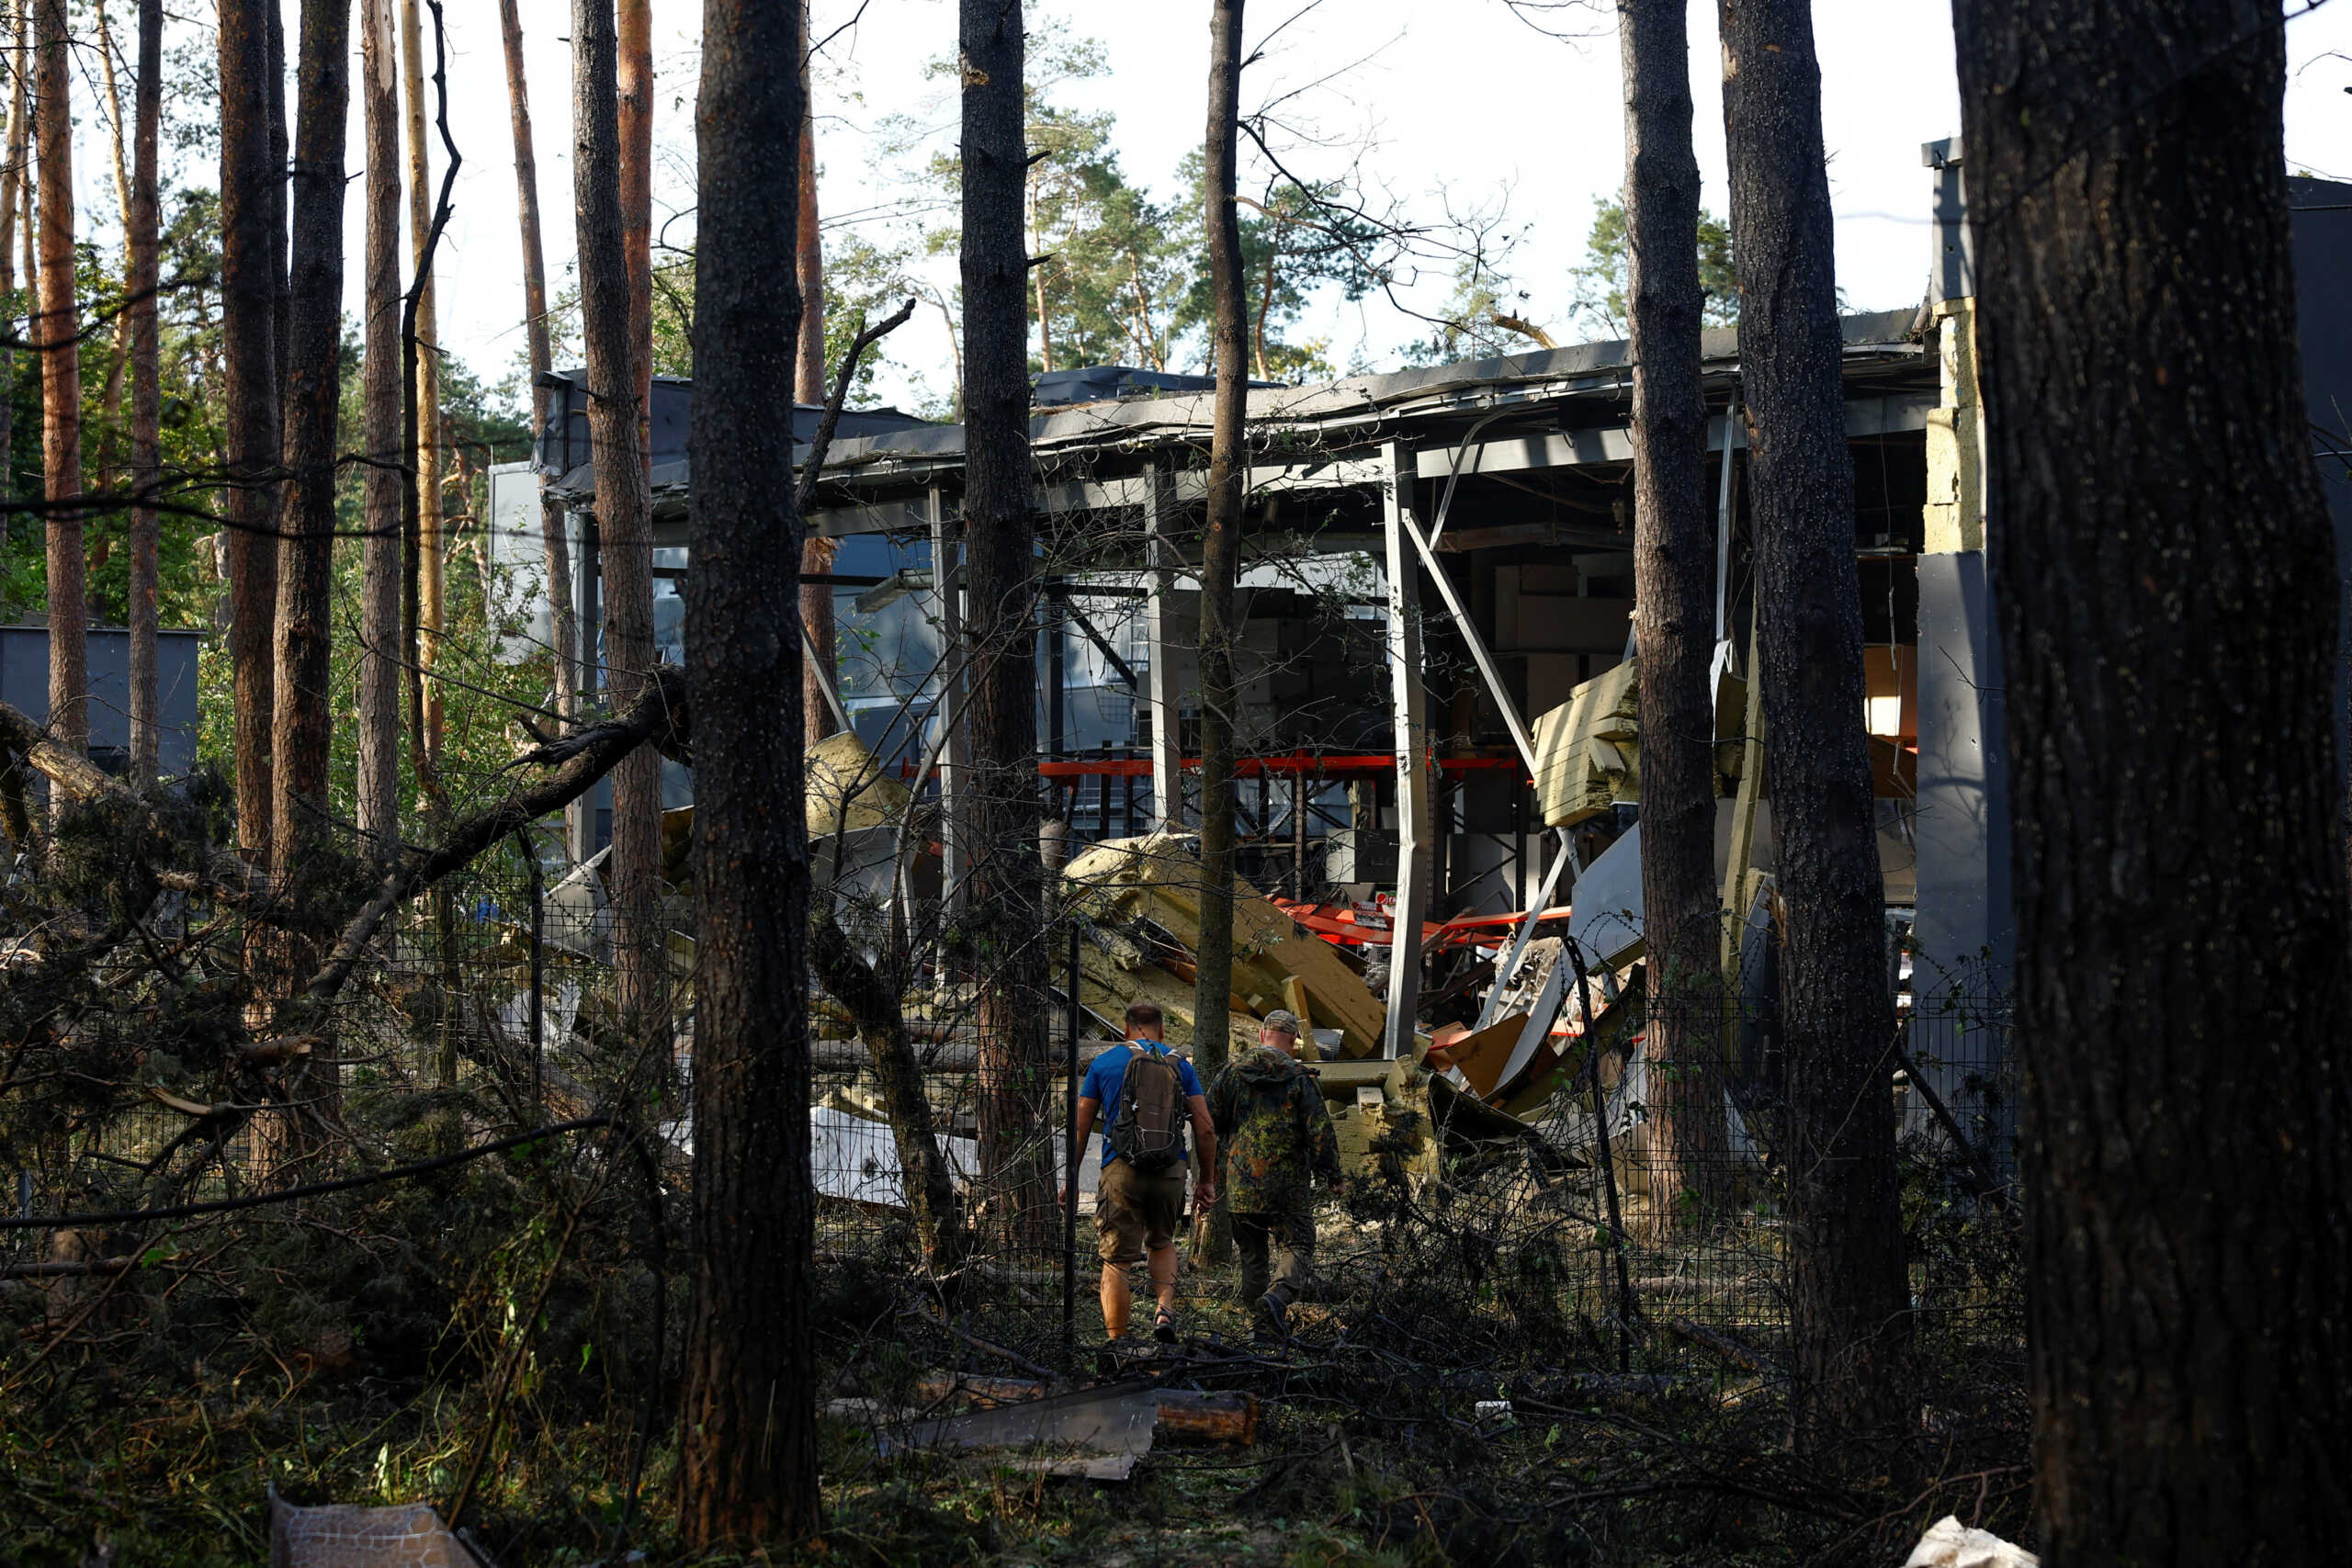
[1260,1009,1302,1037]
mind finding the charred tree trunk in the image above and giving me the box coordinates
[959,0,1051,1246]
[356,0,402,848]
[1623,0,1728,1231]
[498,0,575,727]
[576,0,662,1032]
[401,0,444,770]
[269,0,349,879]
[220,0,279,856]
[676,0,817,1540]
[124,0,161,782]
[1192,0,1248,1259]
[796,6,839,745]
[32,0,81,758]
[1718,0,1907,1446]
[1953,4,2352,1559]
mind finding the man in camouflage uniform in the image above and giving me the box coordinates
[1208,1010,1343,1338]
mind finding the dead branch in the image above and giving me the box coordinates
[797,296,918,517]
[303,666,689,1002]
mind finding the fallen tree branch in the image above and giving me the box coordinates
[302,668,689,1001]
[0,1117,613,1231]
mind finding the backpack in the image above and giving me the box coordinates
[1107,1044,1188,1174]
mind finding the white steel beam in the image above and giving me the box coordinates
[1381,441,1431,1059]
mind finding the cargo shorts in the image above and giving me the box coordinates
[1094,1156,1189,1265]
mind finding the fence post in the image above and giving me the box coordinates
[1064,920,1082,1369]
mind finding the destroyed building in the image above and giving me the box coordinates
[489,152,2352,1181]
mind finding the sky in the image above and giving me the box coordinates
[120,0,2352,417]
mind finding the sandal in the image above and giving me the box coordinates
[1153,1305,1178,1345]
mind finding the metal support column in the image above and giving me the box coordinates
[1381,442,1431,1059]
[1142,464,1184,829]
[929,486,967,913]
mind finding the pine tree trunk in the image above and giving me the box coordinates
[401,0,444,771]
[498,0,575,727]
[576,0,662,1032]
[34,0,83,760]
[1192,0,1248,1260]
[959,0,1051,1247]
[676,0,817,1540]
[796,6,839,745]
[266,4,288,407]
[613,0,662,1031]
[0,0,23,564]
[1623,0,1728,1233]
[1717,0,1907,1446]
[124,0,161,783]
[270,0,349,879]
[356,0,403,851]
[91,0,132,447]
[1953,4,2352,1559]
[220,0,278,856]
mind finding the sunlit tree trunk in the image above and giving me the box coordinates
[124,0,162,782]
[1719,0,1908,1447]
[1623,0,1728,1233]
[499,0,576,726]
[796,5,839,745]
[676,0,818,1537]
[220,0,279,854]
[91,0,133,450]
[1954,3,2352,1560]
[401,0,444,769]
[34,0,83,762]
[0,0,28,568]
[356,0,402,849]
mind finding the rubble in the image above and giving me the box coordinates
[1062,832,1387,1056]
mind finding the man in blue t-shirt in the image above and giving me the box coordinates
[1066,1000,1218,1343]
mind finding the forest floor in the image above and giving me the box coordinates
[0,1269,2027,1568]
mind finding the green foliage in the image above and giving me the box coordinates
[878,16,1368,388]
[1566,195,1738,338]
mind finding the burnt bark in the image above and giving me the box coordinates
[124,0,161,782]
[499,0,576,727]
[1953,4,2352,1560]
[356,0,402,847]
[33,0,81,758]
[677,0,817,1540]
[269,0,350,878]
[1192,0,1248,1257]
[958,0,1052,1247]
[1623,0,1728,1230]
[1718,0,1907,1445]
[796,6,839,745]
[220,0,279,855]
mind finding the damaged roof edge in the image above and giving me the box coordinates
[812,306,1927,476]
[536,305,1928,505]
